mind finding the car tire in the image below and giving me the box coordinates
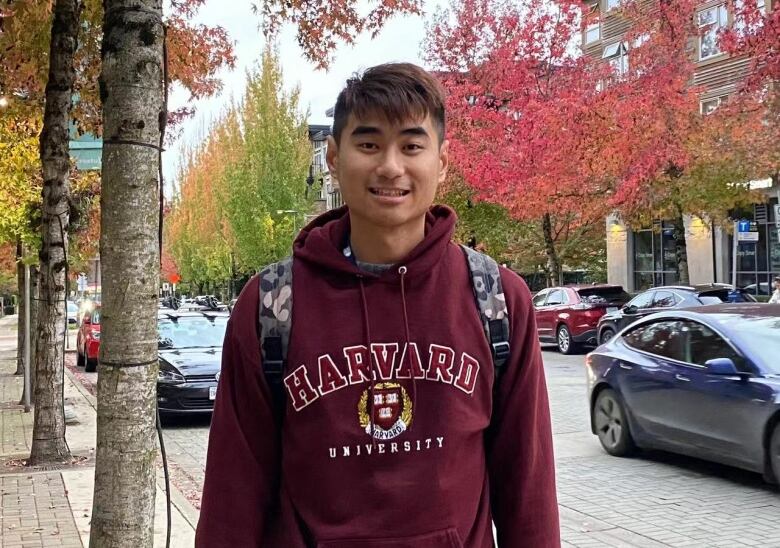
[599,328,616,345]
[557,325,578,355]
[769,423,780,485]
[593,388,636,457]
[76,346,85,368]
[85,357,97,373]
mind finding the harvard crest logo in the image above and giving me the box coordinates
[357,382,413,440]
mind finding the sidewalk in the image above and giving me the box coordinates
[0,320,198,547]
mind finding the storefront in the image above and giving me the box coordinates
[727,197,780,296]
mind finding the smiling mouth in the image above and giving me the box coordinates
[369,188,410,197]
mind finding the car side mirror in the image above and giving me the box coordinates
[705,358,743,377]
[623,304,637,314]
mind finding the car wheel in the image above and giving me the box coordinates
[557,325,578,355]
[76,346,85,367]
[593,388,636,457]
[770,424,780,485]
[599,328,615,345]
[85,357,97,373]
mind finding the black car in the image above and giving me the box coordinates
[157,310,229,414]
[596,284,756,345]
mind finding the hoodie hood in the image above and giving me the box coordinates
[293,205,457,281]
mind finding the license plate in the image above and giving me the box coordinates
[209,386,217,400]
[606,307,618,313]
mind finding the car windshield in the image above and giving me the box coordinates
[727,316,780,374]
[576,287,630,304]
[158,316,228,349]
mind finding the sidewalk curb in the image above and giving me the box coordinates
[63,365,201,531]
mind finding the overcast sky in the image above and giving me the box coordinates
[164,1,448,190]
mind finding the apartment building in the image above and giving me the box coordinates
[583,0,778,295]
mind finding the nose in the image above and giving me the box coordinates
[375,147,404,179]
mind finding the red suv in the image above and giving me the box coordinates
[76,307,101,372]
[532,285,630,354]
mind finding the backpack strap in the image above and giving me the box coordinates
[258,257,294,415]
[460,245,511,376]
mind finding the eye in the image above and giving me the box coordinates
[358,142,378,150]
[405,143,424,151]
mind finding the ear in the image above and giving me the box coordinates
[438,139,450,184]
[326,135,339,177]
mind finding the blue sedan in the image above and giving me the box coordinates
[586,304,780,483]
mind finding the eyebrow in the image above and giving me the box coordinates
[350,125,430,139]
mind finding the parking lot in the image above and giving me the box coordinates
[77,348,780,546]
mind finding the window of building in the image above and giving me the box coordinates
[585,6,600,44]
[603,41,629,77]
[633,222,679,290]
[729,198,780,297]
[606,0,622,10]
[698,4,728,61]
[700,97,721,115]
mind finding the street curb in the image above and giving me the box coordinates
[63,365,201,530]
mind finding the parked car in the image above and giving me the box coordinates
[76,307,101,372]
[66,300,79,325]
[533,284,631,354]
[596,284,757,345]
[586,304,780,484]
[156,310,229,414]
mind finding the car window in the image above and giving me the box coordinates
[678,320,744,369]
[627,291,655,310]
[652,291,678,308]
[532,290,549,307]
[622,320,686,361]
[546,289,564,306]
[158,316,228,349]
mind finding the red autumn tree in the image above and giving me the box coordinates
[426,0,614,284]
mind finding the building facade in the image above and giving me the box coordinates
[584,0,778,295]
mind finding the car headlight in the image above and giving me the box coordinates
[158,360,185,385]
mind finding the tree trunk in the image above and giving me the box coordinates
[29,0,82,465]
[19,267,40,406]
[15,240,25,376]
[541,213,562,287]
[672,213,690,286]
[90,2,164,545]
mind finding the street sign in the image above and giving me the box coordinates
[737,220,759,242]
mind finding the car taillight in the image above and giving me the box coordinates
[585,353,594,368]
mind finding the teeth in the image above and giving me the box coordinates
[372,188,407,197]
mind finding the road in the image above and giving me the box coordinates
[74,347,780,547]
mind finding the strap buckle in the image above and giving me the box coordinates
[491,341,511,364]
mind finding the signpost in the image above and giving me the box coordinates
[732,219,759,290]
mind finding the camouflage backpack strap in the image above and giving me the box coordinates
[258,256,294,415]
[460,245,511,376]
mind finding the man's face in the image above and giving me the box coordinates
[326,113,448,230]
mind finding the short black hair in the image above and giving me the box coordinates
[332,63,446,145]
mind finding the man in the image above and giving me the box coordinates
[769,276,780,304]
[196,63,560,547]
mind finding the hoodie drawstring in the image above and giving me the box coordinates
[358,266,416,446]
[398,266,416,430]
[357,277,378,446]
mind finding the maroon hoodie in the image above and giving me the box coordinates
[196,206,560,547]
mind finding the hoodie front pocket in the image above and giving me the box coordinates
[316,527,463,548]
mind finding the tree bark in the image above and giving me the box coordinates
[19,267,40,406]
[672,213,690,286]
[90,1,164,545]
[541,213,562,286]
[29,0,82,465]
